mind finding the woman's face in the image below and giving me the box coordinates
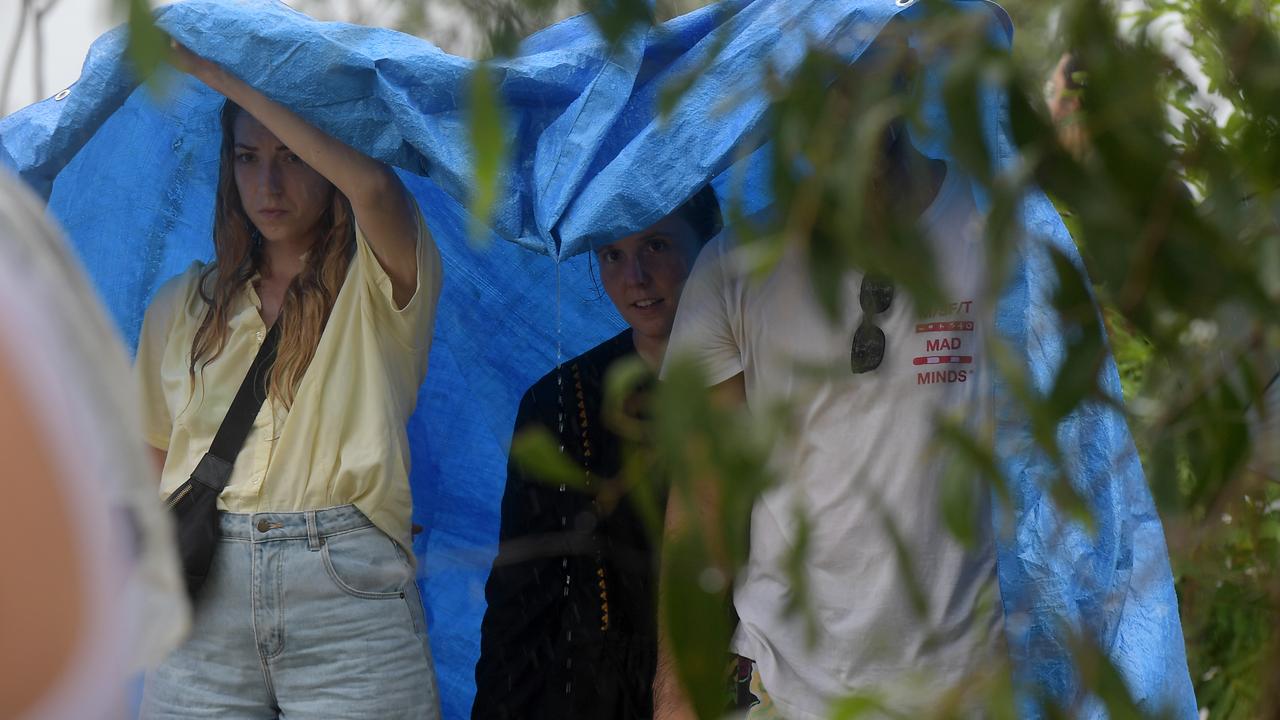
[232,112,334,245]
[595,215,701,344]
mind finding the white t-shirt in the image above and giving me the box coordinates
[666,166,1005,719]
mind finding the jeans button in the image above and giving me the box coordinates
[256,519,270,533]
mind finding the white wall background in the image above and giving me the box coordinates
[0,0,481,116]
[2,0,116,115]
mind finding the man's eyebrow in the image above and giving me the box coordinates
[234,142,257,151]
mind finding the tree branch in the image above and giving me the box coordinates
[0,0,33,115]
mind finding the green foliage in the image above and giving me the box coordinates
[582,0,655,47]
[119,0,170,89]
[1053,5,1280,717]
[1175,482,1280,719]
[650,358,776,718]
[510,426,593,488]
[466,64,509,244]
[178,0,1279,716]
[498,0,1280,714]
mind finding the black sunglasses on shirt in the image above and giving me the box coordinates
[850,275,894,374]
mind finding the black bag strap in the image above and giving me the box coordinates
[188,322,282,493]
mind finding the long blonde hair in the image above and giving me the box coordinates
[189,101,355,408]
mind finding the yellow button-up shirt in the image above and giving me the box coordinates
[135,214,441,548]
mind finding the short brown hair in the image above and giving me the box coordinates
[672,185,723,244]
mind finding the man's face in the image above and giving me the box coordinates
[595,215,701,344]
[232,112,334,245]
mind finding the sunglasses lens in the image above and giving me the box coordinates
[850,324,886,374]
[859,277,894,315]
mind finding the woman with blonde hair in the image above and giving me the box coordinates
[136,44,442,718]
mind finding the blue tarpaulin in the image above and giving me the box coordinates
[0,0,1196,717]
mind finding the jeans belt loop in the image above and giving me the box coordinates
[306,511,321,551]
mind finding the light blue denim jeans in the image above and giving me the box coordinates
[142,505,439,719]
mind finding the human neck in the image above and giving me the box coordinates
[631,330,667,372]
[258,233,316,284]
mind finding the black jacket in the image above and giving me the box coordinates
[473,332,663,720]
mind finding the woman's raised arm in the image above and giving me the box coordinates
[172,42,424,306]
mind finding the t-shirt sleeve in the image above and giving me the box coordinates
[133,271,190,451]
[663,234,744,385]
[355,197,443,348]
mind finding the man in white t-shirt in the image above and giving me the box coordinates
[655,101,1006,716]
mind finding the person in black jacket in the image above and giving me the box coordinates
[474,188,723,720]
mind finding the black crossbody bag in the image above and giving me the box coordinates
[164,322,281,600]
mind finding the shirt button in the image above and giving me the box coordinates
[256,519,271,533]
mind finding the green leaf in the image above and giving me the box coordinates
[582,0,655,48]
[509,427,590,489]
[781,506,818,648]
[660,527,734,720]
[121,0,170,88]
[466,63,508,245]
[829,694,903,720]
[1069,636,1153,720]
[880,512,930,620]
[1044,247,1109,420]
[601,354,653,439]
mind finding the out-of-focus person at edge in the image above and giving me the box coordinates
[0,167,189,719]
[1048,53,1089,160]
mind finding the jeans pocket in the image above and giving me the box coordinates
[321,526,412,599]
[402,578,430,637]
